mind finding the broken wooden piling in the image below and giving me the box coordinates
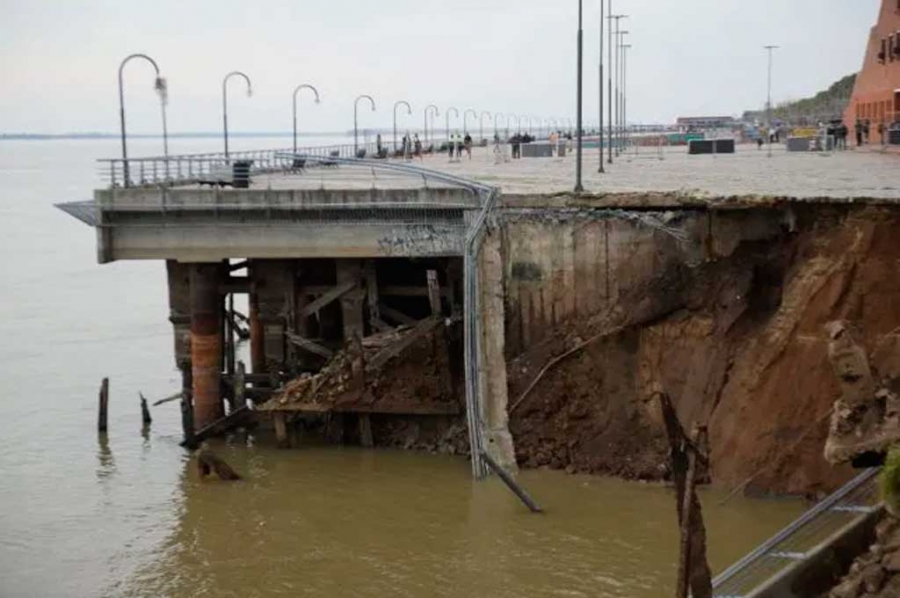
[197,448,241,480]
[139,393,152,426]
[97,377,109,433]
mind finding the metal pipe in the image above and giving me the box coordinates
[222,71,252,159]
[393,100,413,153]
[354,94,376,155]
[118,53,166,187]
[292,84,320,155]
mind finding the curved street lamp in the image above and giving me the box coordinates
[118,53,168,187]
[393,100,413,153]
[425,104,440,147]
[354,94,376,155]
[445,107,459,143]
[494,112,504,139]
[463,109,477,136]
[505,114,516,137]
[223,71,252,159]
[479,111,493,142]
[292,83,320,155]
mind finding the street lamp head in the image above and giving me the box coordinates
[154,76,168,106]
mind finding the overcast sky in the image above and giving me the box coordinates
[0,0,880,134]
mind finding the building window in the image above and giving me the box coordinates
[892,35,896,61]
[880,39,888,63]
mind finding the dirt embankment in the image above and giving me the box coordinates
[508,206,900,496]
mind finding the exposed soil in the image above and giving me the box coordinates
[826,515,900,598]
[508,206,900,496]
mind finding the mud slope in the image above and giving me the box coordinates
[509,206,900,496]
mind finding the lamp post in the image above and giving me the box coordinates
[494,112,504,139]
[425,104,440,147]
[292,84,320,155]
[622,44,632,152]
[598,0,605,173]
[445,107,459,143]
[118,53,168,187]
[354,94,376,155]
[505,114,516,138]
[764,45,779,158]
[222,71,252,159]
[463,109,477,136]
[575,0,584,193]
[479,111,493,142]
[616,30,629,156]
[393,100,412,153]
[607,13,627,163]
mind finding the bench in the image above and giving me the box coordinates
[198,160,253,188]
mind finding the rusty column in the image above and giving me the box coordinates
[190,263,224,429]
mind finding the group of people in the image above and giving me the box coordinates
[508,132,535,159]
[375,133,425,160]
[446,132,474,161]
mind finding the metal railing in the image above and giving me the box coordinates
[712,468,881,598]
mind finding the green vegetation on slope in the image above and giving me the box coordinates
[743,74,856,124]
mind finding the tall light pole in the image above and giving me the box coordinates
[608,13,627,163]
[479,111,493,142]
[292,84,320,155]
[616,31,629,154]
[616,30,629,156]
[118,53,168,187]
[505,114,516,137]
[764,45,779,158]
[425,104,440,147]
[622,44,632,152]
[222,71,252,159]
[463,109,478,136]
[575,0,584,193]
[598,0,605,173]
[354,94,376,155]
[393,100,412,153]
[445,106,459,143]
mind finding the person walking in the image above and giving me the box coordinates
[855,120,863,147]
[414,134,423,160]
[463,133,473,160]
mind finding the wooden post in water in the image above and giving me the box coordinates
[98,377,109,433]
[273,412,289,448]
[481,451,543,513]
[140,392,152,426]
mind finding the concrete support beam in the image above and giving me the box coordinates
[190,263,224,429]
[477,228,517,470]
[336,260,365,342]
[250,259,296,376]
[166,260,191,370]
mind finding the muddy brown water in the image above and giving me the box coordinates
[0,138,806,597]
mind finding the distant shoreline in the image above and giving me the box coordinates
[0,132,355,141]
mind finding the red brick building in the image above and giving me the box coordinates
[844,0,900,143]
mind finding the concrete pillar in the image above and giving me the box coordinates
[477,228,517,471]
[166,260,192,371]
[336,260,365,341]
[190,263,224,429]
[250,259,295,376]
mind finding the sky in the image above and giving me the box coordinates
[0,0,881,134]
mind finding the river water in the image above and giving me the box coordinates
[0,137,806,598]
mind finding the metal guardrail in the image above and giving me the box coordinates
[712,468,881,598]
